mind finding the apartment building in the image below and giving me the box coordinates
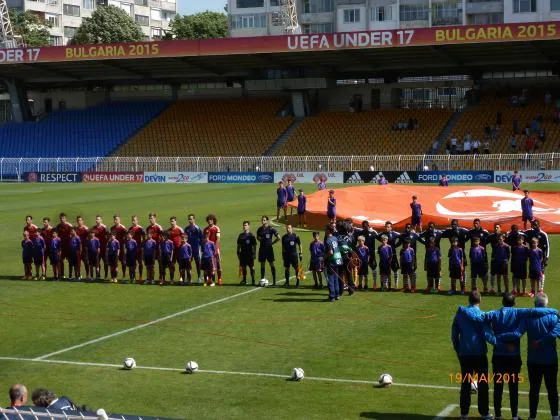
[228,0,560,36]
[7,0,177,45]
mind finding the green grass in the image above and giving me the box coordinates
[1,183,559,419]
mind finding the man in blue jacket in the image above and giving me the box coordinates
[500,293,559,420]
[457,293,557,420]
[452,290,496,420]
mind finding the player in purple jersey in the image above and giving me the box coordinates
[356,236,370,290]
[50,231,61,280]
[327,190,336,221]
[202,231,217,286]
[159,231,174,285]
[469,236,488,292]
[425,236,441,293]
[86,231,101,281]
[276,181,288,221]
[32,234,46,280]
[69,228,82,281]
[439,175,449,186]
[400,239,416,292]
[510,235,529,296]
[178,234,193,285]
[491,234,510,295]
[142,231,157,284]
[185,214,203,283]
[377,175,388,185]
[309,231,325,289]
[297,189,307,228]
[124,232,138,283]
[21,230,33,280]
[512,170,521,191]
[521,190,534,230]
[410,195,423,232]
[528,237,544,296]
[378,235,393,291]
[286,179,296,215]
[106,232,120,283]
[448,237,465,295]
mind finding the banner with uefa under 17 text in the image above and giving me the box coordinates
[494,170,560,183]
[82,172,144,183]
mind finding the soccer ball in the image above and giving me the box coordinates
[378,373,393,386]
[470,381,478,394]
[259,278,269,287]
[186,361,199,374]
[292,367,305,381]
[123,357,136,370]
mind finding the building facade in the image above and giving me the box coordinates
[228,0,560,37]
[7,0,176,45]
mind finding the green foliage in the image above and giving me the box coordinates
[169,11,228,40]
[9,9,51,47]
[71,5,144,44]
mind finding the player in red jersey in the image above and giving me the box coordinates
[146,212,164,281]
[91,215,109,280]
[128,215,145,282]
[75,216,89,275]
[55,212,73,279]
[203,214,222,285]
[40,217,54,257]
[167,216,184,283]
[111,215,128,279]
[24,215,39,240]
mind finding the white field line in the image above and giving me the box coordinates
[0,356,553,398]
[34,272,309,361]
[433,404,457,420]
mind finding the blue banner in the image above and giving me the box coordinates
[415,171,494,184]
[23,172,82,183]
[208,172,274,184]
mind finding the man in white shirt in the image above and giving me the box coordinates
[472,139,480,154]
[463,139,472,154]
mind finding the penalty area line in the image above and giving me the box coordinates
[433,404,457,420]
[32,272,308,361]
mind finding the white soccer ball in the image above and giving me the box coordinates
[186,361,199,374]
[259,278,269,287]
[470,381,478,394]
[292,367,305,381]
[123,357,136,370]
[378,373,393,386]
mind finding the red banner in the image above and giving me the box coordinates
[0,21,558,65]
[82,172,143,183]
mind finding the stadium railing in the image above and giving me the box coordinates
[0,153,558,179]
[0,406,173,420]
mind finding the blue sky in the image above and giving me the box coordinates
[179,0,226,15]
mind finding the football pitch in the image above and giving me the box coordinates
[1,183,559,419]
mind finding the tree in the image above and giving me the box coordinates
[9,9,51,47]
[71,5,144,44]
[169,11,228,40]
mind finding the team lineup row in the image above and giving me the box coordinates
[20,211,551,297]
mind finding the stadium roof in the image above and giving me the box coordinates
[1,22,559,87]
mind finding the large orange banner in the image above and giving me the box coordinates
[0,21,558,65]
[289,185,560,233]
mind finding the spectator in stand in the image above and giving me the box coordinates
[510,95,518,107]
[464,132,472,143]
[31,388,77,411]
[545,91,552,105]
[526,135,533,153]
[456,141,463,155]
[530,118,539,133]
[511,133,517,152]
[539,128,546,144]
[463,138,472,155]
[483,141,491,154]
[445,139,451,155]
[472,139,480,154]
[8,384,28,408]
[432,140,439,154]
[491,125,499,141]
[534,137,541,152]
[450,133,458,154]
[524,124,530,136]
[484,124,491,139]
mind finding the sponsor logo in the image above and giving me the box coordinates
[27,172,38,183]
[347,172,364,183]
[144,174,167,183]
[395,171,414,184]
[474,174,493,181]
[209,174,256,182]
[257,174,273,183]
[83,172,143,183]
[24,172,81,183]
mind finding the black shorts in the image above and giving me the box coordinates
[511,266,527,280]
[491,260,508,276]
[411,216,421,226]
[126,258,137,268]
[449,265,462,279]
[258,246,275,263]
[144,256,155,266]
[529,269,543,281]
[401,262,414,275]
[358,264,368,276]
[309,259,324,272]
[201,256,215,272]
[239,255,254,267]
[161,255,172,267]
[522,215,533,222]
[178,259,191,270]
[426,263,440,279]
[49,255,59,266]
[88,253,98,266]
[108,255,118,267]
[33,255,44,266]
[283,255,299,269]
[379,262,391,276]
[471,264,487,279]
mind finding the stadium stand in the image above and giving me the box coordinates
[0,102,169,157]
[443,91,560,154]
[274,108,453,156]
[114,98,293,156]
